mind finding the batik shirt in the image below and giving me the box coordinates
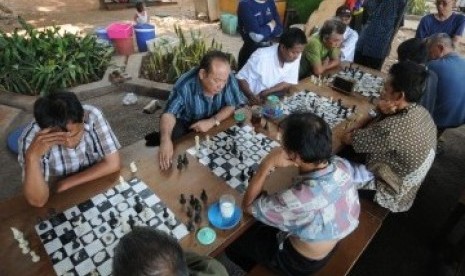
[353,104,437,212]
[18,105,121,182]
[252,156,360,242]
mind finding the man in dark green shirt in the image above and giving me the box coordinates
[299,19,345,79]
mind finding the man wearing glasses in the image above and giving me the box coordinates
[145,50,245,170]
[416,0,465,44]
[18,92,121,207]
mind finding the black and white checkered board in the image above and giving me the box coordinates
[281,91,354,128]
[329,68,384,98]
[34,179,189,276]
[187,125,280,193]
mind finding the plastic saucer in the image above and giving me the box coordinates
[207,202,242,230]
[196,227,216,245]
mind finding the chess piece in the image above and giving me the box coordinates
[240,170,247,181]
[130,162,137,173]
[200,190,208,203]
[223,171,232,181]
[247,168,255,178]
[182,153,189,166]
[134,196,143,213]
[231,142,237,155]
[186,207,193,218]
[109,211,119,228]
[352,105,357,113]
[260,138,266,146]
[276,132,282,142]
[71,237,80,250]
[194,200,202,213]
[128,215,135,230]
[119,175,125,185]
[264,120,269,131]
[187,220,195,232]
[177,155,183,170]
[121,220,131,234]
[180,194,186,205]
[189,195,195,207]
[238,152,243,162]
[195,135,200,151]
[30,251,40,263]
[11,227,24,240]
[194,213,202,224]
[162,207,169,219]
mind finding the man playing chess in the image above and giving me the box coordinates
[18,92,121,207]
[145,50,245,170]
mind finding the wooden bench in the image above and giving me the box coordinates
[247,199,389,276]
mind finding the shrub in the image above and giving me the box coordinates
[287,0,324,24]
[408,0,428,16]
[0,17,113,96]
[141,25,236,84]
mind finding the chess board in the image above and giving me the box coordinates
[281,91,354,128]
[187,125,280,193]
[35,179,189,276]
[329,67,384,98]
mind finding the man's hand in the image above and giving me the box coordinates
[262,148,297,170]
[267,19,276,31]
[248,95,262,106]
[26,128,67,160]
[377,100,398,115]
[159,139,174,170]
[190,119,215,133]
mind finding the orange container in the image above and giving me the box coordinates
[112,37,135,56]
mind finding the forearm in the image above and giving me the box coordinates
[59,152,121,191]
[213,106,235,122]
[23,157,49,207]
[238,79,256,101]
[261,82,292,96]
[243,162,272,213]
[160,113,177,143]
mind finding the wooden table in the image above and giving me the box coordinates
[0,68,386,275]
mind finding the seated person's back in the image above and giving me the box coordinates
[299,19,345,79]
[236,28,307,105]
[18,92,121,207]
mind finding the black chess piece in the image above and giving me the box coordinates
[240,170,247,181]
[247,168,255,178]
[189,195,195,207]
[37,217,47,230]
[312,99,316,107]
[187,207,193,218]
[260,138,266,146]
[187,220,195,232]
[109,211,118,228]
[321,113,325,120]
[182,153,189,166]
[163,207,169,219]
[200,190,208,203]
[72,237,80,250]
[223,171,232,181]
[238,152,243,162]
[128,215,135,230]
[194,198,202,211]
[180,194,186,205]
[208,158,215,170]
[352,105,357,113]
[134,196,143,213]
[177,155,183,170]
[231,143,237,155]
[337,99,342,106]
[194,213,202,224]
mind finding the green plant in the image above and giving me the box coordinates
[0,17,113,96]
[141,25,236,84]
[408,0,428,16]
[287,0,324,24]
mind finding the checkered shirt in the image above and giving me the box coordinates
[252,156,360,242]
[18,105,121,182]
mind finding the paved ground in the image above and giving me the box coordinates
[1,2,465,276]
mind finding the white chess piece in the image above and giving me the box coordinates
[195,135,200,151]
[206,135,211,150]
[121,220,131,234]
[130,162,138,173]
[119,175,125,184]
[276,132,282,142]
[30,251,40,263]
[10,227,23,240]
[21,244,30,254]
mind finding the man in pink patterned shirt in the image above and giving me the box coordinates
[227,112,360,276]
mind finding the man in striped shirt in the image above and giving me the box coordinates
[18,92,121,207]
[151,51,245,170]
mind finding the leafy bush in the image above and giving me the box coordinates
[141,25,236,84]
[0,17,113,96]
[287,0,324,24]
[408,0,428,16]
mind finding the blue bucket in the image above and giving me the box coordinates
[95,27,110,42]
[134,24,156,52]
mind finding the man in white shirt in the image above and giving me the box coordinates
[336,6,359,62]
[236,28,307,105]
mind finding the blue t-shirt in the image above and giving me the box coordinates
[416,13,465,40]
[237,0,283,44]
[427,53,465,128]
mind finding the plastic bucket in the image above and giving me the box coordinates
[107,23,133,39]
[95,27,110,42]
[134,24,156,52]
[220,13,238,35]
[112,37,135,56]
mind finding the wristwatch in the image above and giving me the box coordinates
[213,116,220,127]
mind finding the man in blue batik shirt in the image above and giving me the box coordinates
[237,0,283,70]
[144,51,245,170]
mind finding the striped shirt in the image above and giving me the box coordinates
[164,68,245,122]
[18,105,121,182]
[252,156,360,242]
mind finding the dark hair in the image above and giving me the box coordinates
[113,227,189,276]
[319,19,346,41]
[335,5,352,18]
[33,91,84,130]
[397,38,427,64]
[389,61,428,103]
[279,28,307,49]
[198,50,231,73]
[136,2,145,13]
[280,112,332,163]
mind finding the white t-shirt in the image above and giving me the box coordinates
[136,11,148,24]
[341,26,358,62]
[236,44,301,95]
